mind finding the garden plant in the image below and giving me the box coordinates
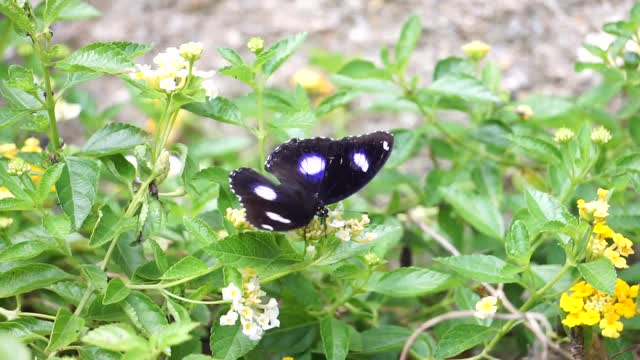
[2,1,640,359]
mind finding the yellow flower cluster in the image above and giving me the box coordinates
[0,137,48,187]
[290,68,334,96]
[578,188,634,268]
[225,207,255,231]
[560,280,639,338]
[296,209,376,243]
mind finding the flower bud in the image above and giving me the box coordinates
[515,104,533,121]
[7,158,31,176]
[364,252,380,265]
[622,51,640,70]
[0,216,13,229]
[554,127,575,144]
[152,149,171,183]
[462,40,491,61]
[247,37,265,54]
[179,42,204,62]
[591,126,612,145]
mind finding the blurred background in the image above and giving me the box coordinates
[12,0,637,143]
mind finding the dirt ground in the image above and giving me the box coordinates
[51,0,636,137]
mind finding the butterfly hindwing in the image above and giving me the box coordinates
[229,167,316,231]
[265,131,393,205]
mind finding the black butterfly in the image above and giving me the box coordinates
[229,131,394,231]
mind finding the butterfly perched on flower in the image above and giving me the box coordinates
[229,131,394,231]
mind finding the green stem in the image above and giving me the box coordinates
[127,264,221,290]
[161,289,229,305]
[481,261,573,356]
[255,74,266,171]
[152,95,173,162]
[34,35,61,151]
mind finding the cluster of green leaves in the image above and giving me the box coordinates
[1,0,640,359]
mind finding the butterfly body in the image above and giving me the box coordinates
[229,131,393,231]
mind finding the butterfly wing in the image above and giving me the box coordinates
[265,131,393,205]
[229,167,317,231]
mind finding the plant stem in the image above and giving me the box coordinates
[254,74,266,171]
[481,261,573,356]
[34,35,61,151]
[161,289,229,305]
[152,95,173,162]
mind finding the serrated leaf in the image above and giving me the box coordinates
[0,0,34,33]
[81,264,107,293]
[524,187,572,225]
[206,232,299,274]
[161,256,210,280]
[35,163,64,203]
[0,108,30,129]
[55,0,100,21]
[7,65,34,92]
[152,322,199,350]
[217,48,244,65]
[505,220,531,265]
[261,32,307,76]
[428,73,499,103]
[440,186,504,240]
[58,42,134,74]
[210,321,258,360]
[105,41,152,60]
[315,91,354,117]
[0,263,72,298]
[0,240,55,262]
[435,255,520,283]
[43,0,74,26]
[366,267,460,297]
[183,216,218,246]
[579,258,616,295]
[320,317,350,360]
[509,135,562,164]
[103,278,130,305]
[434,324,496,358]
[218,64,254,86]
[44,214,72,240]
[386,129,420,168]
[183,96,243,126]
[82,123,148,156]
[394,15,421,71]
[121,292,168,336]
[56,156,101,229]
[82,323,148,352]
[272,111,316,130]
[46,308,85,352]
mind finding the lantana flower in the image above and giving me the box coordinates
[474,296,498,319]
[560,280,639,338]
[296,209,376,243]
[219,269,280,340]
[225,207,255,231]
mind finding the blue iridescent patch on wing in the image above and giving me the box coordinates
[298,153,326,183]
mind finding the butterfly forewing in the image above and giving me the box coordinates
[229,168,317,231]
[265,131,393,205]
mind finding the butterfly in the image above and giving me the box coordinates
[229,131,394,231]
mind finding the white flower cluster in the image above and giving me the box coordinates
[297,209,376,243]
[131,42,217,97]
[219,269,280,340]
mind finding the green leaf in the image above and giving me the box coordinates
[440,186,504,240]
[320,317,350,360]
[524,188,572,225]
[82,123,148,156]
[7,65,35,92]
[315,91,354,117]
[428,73,500,103]
[0,108,30,129]
[44,214,72,240]
[46,308,85,352]
[55,0,100,21]
[82,323,148,352]
[210,322,258,360]
[508,135,562,164]
[183,216,218,246]
[433,56,474,80]
[152,322,199,350]
[58,42,134,74]
[106,41,152,60]
[184,97,243,126]
[0,80,40,109]
[357,326,417,354]
[218,64,254,86]
[434,324,496,358]
[43,0,73,26]
[505,220,531,265]
[0,165,30,201]
[161,256,210,280]
[0,263,72,298]
[435,255,519,283]
[58,72,102,92]
[386,129,420,168]
[81,264,107,293]
[579,258,616,295]
[35,163,65,203]
[366,267,460,297]
[121,292,168,336]
[56,156,101,229]
[102,154,136,184]
[261,32,308,76]
[0,0,34,33]
[217,48,244,65]
[77,347,122,360]
[272,111,316,130]
[0,335,31,360]
[394,15,421,71]
[0,240,54,262]
[103,278,130,305]
[206,232,299,274]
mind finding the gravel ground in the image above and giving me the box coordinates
[50,0,636,138]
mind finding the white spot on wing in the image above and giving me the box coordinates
[254,185,277,200]
[261,224,274,230]
[353,152,369,172]
[266,211,291,224]
[383,141,389,150]
[299,154,326,176]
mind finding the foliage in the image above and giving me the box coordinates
[1,1,640,359]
